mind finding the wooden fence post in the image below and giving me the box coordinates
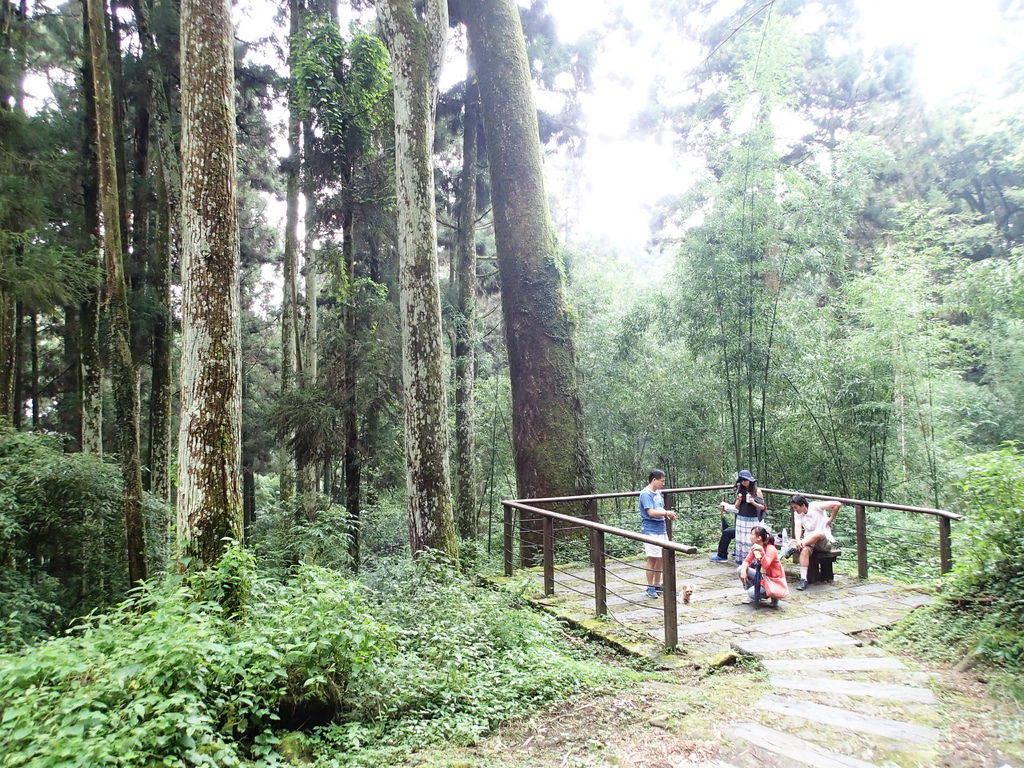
[662,548,677,650]
[503,503,513,576]
[592,529,607,615]
[542,514,554,596]
[939,516,952,574]
[855,503,868,579]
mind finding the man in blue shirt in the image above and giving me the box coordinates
[639,469,676,598]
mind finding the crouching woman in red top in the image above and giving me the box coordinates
[737,525,790,606]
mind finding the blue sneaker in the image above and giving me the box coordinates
[709,554,728,562]
[645,586,658,598]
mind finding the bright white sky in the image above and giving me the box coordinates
[540,0,1023,251]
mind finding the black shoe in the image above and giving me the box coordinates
[654,585,664,596]
[796,579,808,591]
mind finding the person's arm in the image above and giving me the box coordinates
[823,501,842,526]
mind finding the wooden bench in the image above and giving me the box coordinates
[807,549,840,584]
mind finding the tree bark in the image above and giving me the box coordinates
[176,0,243,568]
[341,190,361,568]
[378,0,458,561]
[60,304,82,448]
[29,311,38,428]
[132,0,179,502]
[454,69,479,539]
[79,2,103,455]
[466,0,595,564]
[85,0,147,586]
[280,0,301,502]
[300,114,319,518]
[0,293,14,426]
[12,304,22,428]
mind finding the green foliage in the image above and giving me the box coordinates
[251,502,355,573]
[0,429,170,648]
[306,554,630,766]
[0,551,629,768]
[891,444,1024,702]
[0,551,390,768]
[292,17,393,159]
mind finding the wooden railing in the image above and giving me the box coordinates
[501,486,962,650]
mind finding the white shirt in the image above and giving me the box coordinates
[798,501,835,542]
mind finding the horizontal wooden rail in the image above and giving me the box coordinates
[502,500,698,555]
[758,488,963,520]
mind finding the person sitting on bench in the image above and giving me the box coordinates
[787,494,841,591]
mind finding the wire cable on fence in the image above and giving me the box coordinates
[550,564,597,587]
[604,552,654,572]
[604,584,665,614]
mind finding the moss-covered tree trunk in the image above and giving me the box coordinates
[454,67,479,540]
[279,0,301,503]
[85,0,146,586]
[78,2,102,455]
[132,0,179,502]
[176,0,242,568]
[466,0,595,564]
[0,291,13,425]
[340,182,361,568]
[378,0,458,561]
[300,114,319,520]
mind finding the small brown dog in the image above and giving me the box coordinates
[679,583,694,604]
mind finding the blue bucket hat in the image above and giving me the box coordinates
[737,469,757,484]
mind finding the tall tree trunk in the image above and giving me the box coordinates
[341,189,361,568]
[0,294,14,426]
[85,0,147,586]
[79,2,103,454]
[280,0,301,502]
[300,116,319,518]
[12,304,22,428]
[176,0,241,565]
[29,311,38,428]
[465,0,595,564]
[132,0,180,502]
[60,305,82,448]
[454,70,479,540]
[378,0,458,561]
[176,0,243,568]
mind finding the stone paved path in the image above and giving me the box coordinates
[507,552,947,767]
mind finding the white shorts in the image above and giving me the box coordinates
[643,534,669,558]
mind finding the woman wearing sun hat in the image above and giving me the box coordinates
[731,469,767,563]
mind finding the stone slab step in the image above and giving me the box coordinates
[757,693,939,744]
[692,586,748,602]
[761,657,907,672]
[755,613,836,636]
[769,675,937,703]
[732,630,861,657]
[808,595,885,612]
[727,722,879,768]
[848,583,894,595]
[677,619,743,637]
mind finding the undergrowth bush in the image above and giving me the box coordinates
[889,442,1024,703]
[0,548,632,767]
[0,429,170,647]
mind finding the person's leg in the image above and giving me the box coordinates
[646,556,658,586]
[651,556,663,587]
[751,563,763,601]
[716,526,735,559]
[797,533,825,589]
